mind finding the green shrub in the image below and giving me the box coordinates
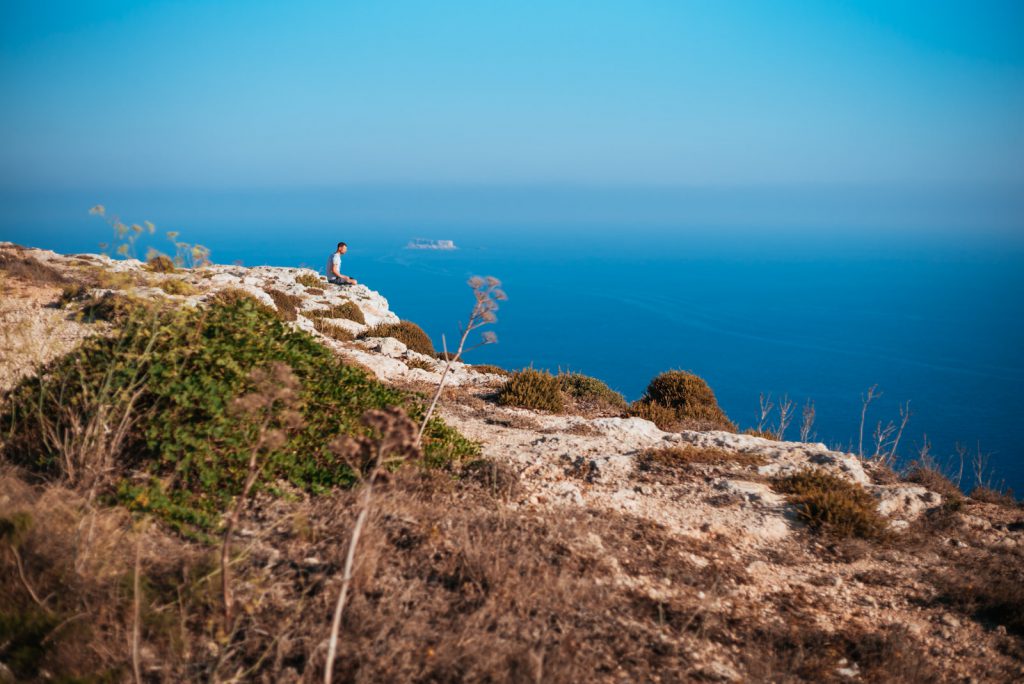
[264,288,303,321]
[496,369,564,412]
[772,469,888,540]
[627,400,679,431]
[640,370,736,432]
[295,272,322,288]
[305,301,365,325]
[1,297,478,536]
[208,287,277,317]
[557,372,627,410]
[361,321,434,355]
[145,254,176,273]
[157,278,198,296]
[79,291,140,322]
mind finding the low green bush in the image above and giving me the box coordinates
[772,469,887,540]
[361,321,434,355]
[496,369,564,412]
[557,372,627,410]
[1,297,478,536]
[639,370,736,432]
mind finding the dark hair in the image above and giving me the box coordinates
[337,242,347,250]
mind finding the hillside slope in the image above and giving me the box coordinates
[1,243,1022,683]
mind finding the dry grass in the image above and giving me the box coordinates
[772,469,889,540]
[264,288,303,321]
[0,254,67,285]
[360,320,432,354]
[313,318,356,342]
[635,445,766,483]
[295,272,322,288]
[306,301,366,325]
[404,357,435,372]
[156,278,198,296]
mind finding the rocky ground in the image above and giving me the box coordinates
[1,242,1022,682]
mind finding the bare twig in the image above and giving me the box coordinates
[416,276,505,445]
[774,394,795,440]
[858,384,881,458]
[132,534,143,684]
[886,401,911,464]
[11,545,49,612]
[324,409,420,684]
[799,399,816,442]
[756,393,774,433]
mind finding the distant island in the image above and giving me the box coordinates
[406,238,457,250]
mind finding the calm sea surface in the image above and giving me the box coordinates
[3,191,1022,494]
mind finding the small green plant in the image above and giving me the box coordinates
[639,370,736,432]
[772,469,888,539]
[264,288,304,321]
[305,301,365,325]
[157,279,198,296]
[497,368,564,413]
[361,321,434,355]
[145,254,176,273]
[557,372,627,410]
[295,272,322,288]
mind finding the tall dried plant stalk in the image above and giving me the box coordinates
[756,393,774,433]
[858,384,881,458]
[416,276,506,445]
[221,363,302,626]
[774,394,795,440]
[799,399,816,442]
[324,409,420,684]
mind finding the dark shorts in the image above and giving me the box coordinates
[327,276,350,285]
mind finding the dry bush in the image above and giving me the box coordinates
[360,320,432,354]
[80,291,141,323]
[145,254,176,273]
[92,269,140,290]
[636,445,767,483]
[207,287,277,317]
[903,460,964,503]
[306,287,325,295]
[0,254,67,285]
[969,486,1018,507]
[404,357,435,372]
[556,372,627,415]
[743,428,775,439]
[641,370,736,432]
[772,469,888,540]
[496,368,564,412]
[262,287,303,321]
[627,400,678,430]
[295,272,322,288]
[471,364,511,377]
[305,301,366,325]
[313,318,356,342]
[157,278,198,296]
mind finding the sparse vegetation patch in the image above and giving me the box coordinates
[496,368,565,412]
[361,320,434,355]
[772,469,888,539]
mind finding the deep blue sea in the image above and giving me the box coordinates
[3,189,1022,495]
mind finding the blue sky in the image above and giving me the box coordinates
[1,1,1022,189]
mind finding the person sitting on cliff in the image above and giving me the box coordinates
[326,242,357,286]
